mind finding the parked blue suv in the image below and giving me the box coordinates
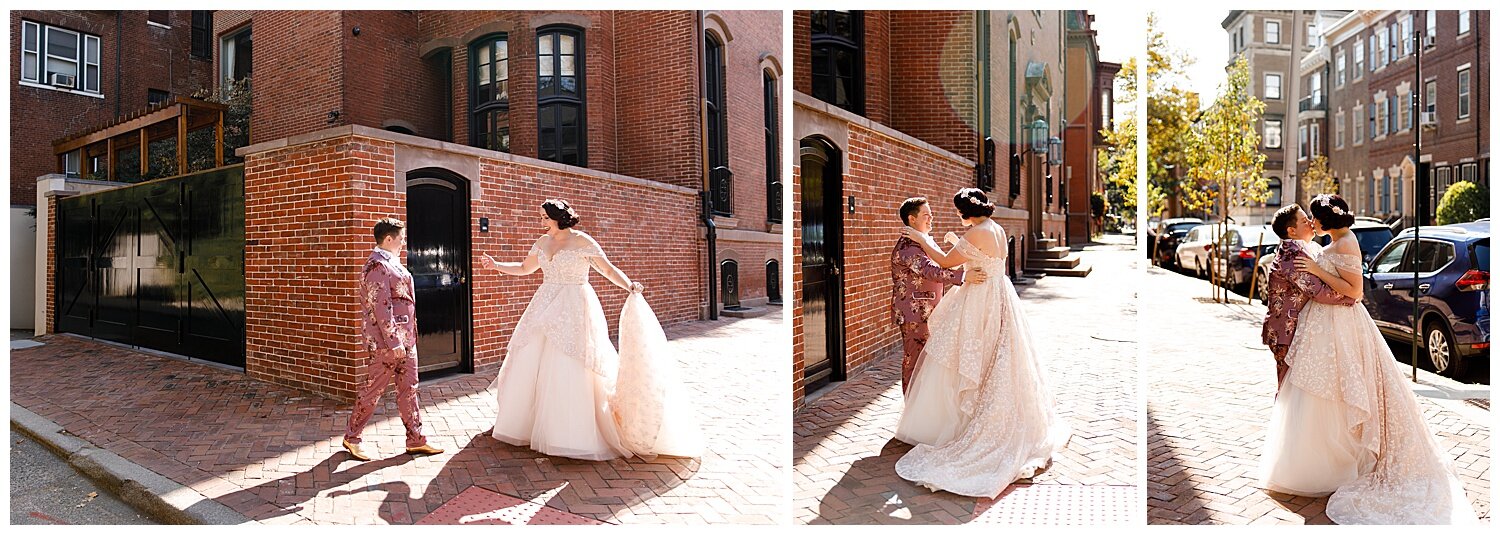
[1363,220,1489,377]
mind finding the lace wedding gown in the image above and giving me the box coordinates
[894,218,1071,498]
[1259,247,1477,524]
[491,238,703,461]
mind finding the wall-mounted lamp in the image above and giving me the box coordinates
[1047,136,1063,165]
[1027,119,1049,153]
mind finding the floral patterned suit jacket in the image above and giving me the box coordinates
[891,235,965,327]
[1261,239,1357,356]
[361,248,418,353]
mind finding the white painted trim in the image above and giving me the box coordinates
[147,21,172,30]
[17,80,104,99]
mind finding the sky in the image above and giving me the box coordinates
[1089,9,1148,121]
[1152,9,1233,109]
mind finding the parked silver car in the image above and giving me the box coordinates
[1175,224,1219,278]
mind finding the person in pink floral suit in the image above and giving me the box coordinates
[891,197,985,394]
[1261,204,1357,392]
[342,217,444,461]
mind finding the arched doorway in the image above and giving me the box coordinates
[800,137,845,391]
[406,168,472,376]
[766,259,781,305]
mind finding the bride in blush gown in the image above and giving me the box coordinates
[892,188,1071,498]
[1259,194,1477,524]
[480,199,703,461]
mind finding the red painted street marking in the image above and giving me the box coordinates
[30,511,71,524]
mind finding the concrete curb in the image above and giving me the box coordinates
[11,403,256,525]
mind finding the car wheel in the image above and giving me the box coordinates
[1255,271,1269,302]
[1195,259,1205,279]
[1424,319,1466,378]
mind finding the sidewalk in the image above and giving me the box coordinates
[792,235,1141,525]
[1144,266,1491,524]
[10,309,787,525]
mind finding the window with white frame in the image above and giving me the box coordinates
[1425,79,1437,117]
[1310,123,1319,158]
[1298,125,1308,159]
[1265,119,1282,148]
[1335,112,1344,148]
[19,20,101,94]
[1307,23,1317,48]
[1353,38,1364,77]
[1459,10,1470,35]
[1377,27,1389,67]
[1266,20,1281,44]
[1310,72,1321,105]
[1426,10,1437,45]
[1457,66,1471,119]
[1353,106,1364,144]
[221,27,252,83]
[1401,16,1413,57]
[1399,91,1412,131]
[1265,73,1282,99]
[1337,52,1346,86]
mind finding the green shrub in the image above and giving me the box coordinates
[1435,180,1488,225]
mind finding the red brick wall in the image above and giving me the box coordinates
[791,10,892,125]
[614,11,699,189]
[339,11,447,140]
[791,159,804,410]
[242,130,703,400]
[243,11,345,144]
[11,11,213,205]
[888,11,978,162]
[45,196,57,331]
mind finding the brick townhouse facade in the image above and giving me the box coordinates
[792,10,1107,409]
[1319,10,1489,224]
[26,10,783,401]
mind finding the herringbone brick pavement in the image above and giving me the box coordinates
[793,236,1140,524]
[1145,266,1490,525]
[11,309,787,525]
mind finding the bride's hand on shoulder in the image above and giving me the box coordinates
[1293,255,1321,275]
[943,231,961,246]
[900,226,925,242]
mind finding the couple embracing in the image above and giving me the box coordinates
[887,188,1070,498]
[1258,194,1476,524]
[341,199,703,464]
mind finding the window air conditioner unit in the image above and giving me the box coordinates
[1424,35,1436,48]
[49,73,76,88]
[1421,111,1438,127]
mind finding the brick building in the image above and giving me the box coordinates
[1219,10,1350,225]
[26,10,783,401]
[1319,10,1489,224]
[1065,12,1120,243]
[11,11,216,330]
[792,10,1109,409]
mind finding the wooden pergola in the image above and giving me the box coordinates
[53,96,229,181]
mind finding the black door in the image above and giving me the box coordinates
[800,138,845,392]
[406,170,471,375]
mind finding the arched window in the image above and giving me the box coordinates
[809,10,862,114]
[706,32,731,215]
[537,25,585,166]
[765,69,781,223]
[469,34,510,152]
[720,259,740,308]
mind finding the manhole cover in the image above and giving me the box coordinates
[972,485,1139,525]
[415,486,605,525]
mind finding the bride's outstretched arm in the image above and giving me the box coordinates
[588,255,640,293]
[1293,253,1363,300]
[899,227,966,269]
[482,251,540,276]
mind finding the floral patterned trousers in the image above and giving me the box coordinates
[900,321,930,395]
[344,347,427,448]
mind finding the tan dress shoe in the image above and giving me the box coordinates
[405,444,444,456]
[342,439,371,461]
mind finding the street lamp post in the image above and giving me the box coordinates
[1410,29,1423,382]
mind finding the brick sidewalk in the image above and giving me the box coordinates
[11,309,787,525]
[1144,266,1491,525]
[793,236,1140,525]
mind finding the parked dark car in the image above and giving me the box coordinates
[1363,221,1489,377]
[1151,217,1205,268]
[1209,225,1278,291]
[1315,219,1396,267]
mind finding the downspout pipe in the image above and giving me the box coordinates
[115,11,123,117]
[697,11,718,320]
